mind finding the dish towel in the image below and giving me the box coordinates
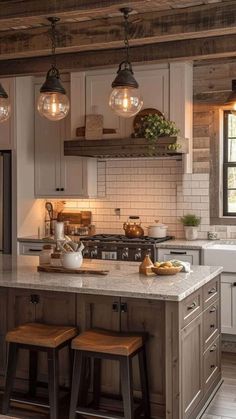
[169,259,191,273]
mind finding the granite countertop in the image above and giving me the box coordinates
[0,255,222,302]
[156,239,213,250]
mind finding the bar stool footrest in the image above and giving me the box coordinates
[10,396,50,409]
[76,407,123,418]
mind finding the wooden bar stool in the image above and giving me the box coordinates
[2,322,77,419]
[69,329,150,419]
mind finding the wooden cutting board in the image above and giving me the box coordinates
[37,264,109,275]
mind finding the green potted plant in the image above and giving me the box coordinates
[134,114,180,151]
[180,214,201,241]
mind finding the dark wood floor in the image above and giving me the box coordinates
[0,352,236,419]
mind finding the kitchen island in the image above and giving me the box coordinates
[0,256,222,419]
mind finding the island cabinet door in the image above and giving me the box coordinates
[180,315,204,419]
[35,291,76,387]
[120,298,166,419]
[7,289,36,388]
[76,295,121,395]
[0,289,8,380]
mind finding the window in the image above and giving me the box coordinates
[223,110,236,215]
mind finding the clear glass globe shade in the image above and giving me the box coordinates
[37,92,70,121]
[109,87,143,118]
[0,97,11,122]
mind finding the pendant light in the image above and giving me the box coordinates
[109,8,143,118]
[0,83,10,123]
[225,80,236,115]
[37,17,70,121]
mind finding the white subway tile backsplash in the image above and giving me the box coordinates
[59,159,226,239]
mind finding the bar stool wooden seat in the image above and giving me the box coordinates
[69,329,150,419]
[2,322,77,419]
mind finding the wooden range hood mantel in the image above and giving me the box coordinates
[64,136,189,159]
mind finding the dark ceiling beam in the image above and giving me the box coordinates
[0,1,235,60]
[0,33,236,77]
[0,0,147,20]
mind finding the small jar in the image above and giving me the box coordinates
[51,253,62,267]
[39,245,53,265]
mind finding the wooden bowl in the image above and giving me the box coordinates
[151,266,183,275]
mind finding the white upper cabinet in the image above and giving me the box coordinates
[34,79,97,198]
[0,78,15,150]
[71,64,169,140]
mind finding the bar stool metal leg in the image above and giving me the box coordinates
[2,343,18,415]
[120,356,134,419]
[69,350,84,419]
[29,349,38,397]
[47,348,59,419]
[138,348,151,419]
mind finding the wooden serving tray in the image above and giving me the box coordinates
[37,264,109,276]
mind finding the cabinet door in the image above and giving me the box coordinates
[34,83,65,197]
[76,295,120,394]
[120,298,165,417]
[7,290,36,386]
[86,71,125,139]
[61,155,85,196]
[0,289,8,378]
[124,66,169,136]
[221,275,236,334]
[36,291,76,387]
[0,78,15,150]
[181,315,203,419]
[158,248,200,265]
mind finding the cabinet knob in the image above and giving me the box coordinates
[56,188,60,191]
[210,364,215,369]
[187,301,197,311]
[112,302,119,312]
[120,302,128,313]
[208,287,216,295]
[60,188,64,192]
[233,282,236,287]
[210,324,215,329]
[30,294,40,305]
[209,306,216,313]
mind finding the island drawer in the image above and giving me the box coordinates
[203,336,220,393]
[203,301,220,350]
[181,289,202,328]
[203,276,220,308]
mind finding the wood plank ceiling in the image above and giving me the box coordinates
[0,0,235,75]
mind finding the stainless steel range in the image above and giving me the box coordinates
[82,234,173,262]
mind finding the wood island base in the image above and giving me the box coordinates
[0,274,221,419]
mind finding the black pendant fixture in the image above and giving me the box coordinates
[225,80,236,115]
[37,17,70,121]
[0,83,11,123]
[109,7,143,118]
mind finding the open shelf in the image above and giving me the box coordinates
[64,136,189,159]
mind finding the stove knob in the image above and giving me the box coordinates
[146,248,152,257]
[121,247,129,260]
[90,246,98,259]
[83,247,90,258]
[134,248,142,261]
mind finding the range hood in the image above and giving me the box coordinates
[64,136,189,159]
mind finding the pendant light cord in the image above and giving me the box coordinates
[51,19,57,70]
[123,9,131,65]
[47,16,60,77]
